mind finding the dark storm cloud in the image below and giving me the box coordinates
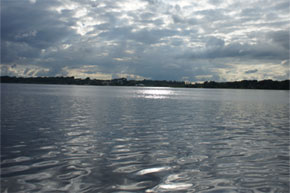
[1,0,289,81]
[1,1,71,44]
[179,37,288,61]
[1,0,78,64]
[267,30,290,50]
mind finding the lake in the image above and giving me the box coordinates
[1,83,289,192]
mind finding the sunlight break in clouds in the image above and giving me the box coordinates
[1,0,289,81]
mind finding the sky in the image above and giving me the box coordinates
[1,0,289,82]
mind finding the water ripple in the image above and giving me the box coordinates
[1,85,289,192]
[137,167,172,175]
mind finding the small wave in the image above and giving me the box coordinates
[113,164,143,173]
[1,165,30,175]
[1,156,32,164]
[146,183,193,192]
[32,160,60,168]
[137,166,171,175]
[57,170,89,180]
[39,145,57,150]
[113,181,154,191]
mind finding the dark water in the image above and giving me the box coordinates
[1,83,289,193]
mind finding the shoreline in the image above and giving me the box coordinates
[1,76,289,90]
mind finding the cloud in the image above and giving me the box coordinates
[245,69,258,74]
[62,66,113,80]
[195,74,213,80]
[213,63,289,81]
[267,30,290,50]
[180,36,288,61]
[116,73,147,80]
[1,0,289,81]
[0,64,50,77]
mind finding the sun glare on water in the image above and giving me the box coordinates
[137,88,174,99]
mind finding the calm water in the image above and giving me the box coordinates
[1,83,289,193]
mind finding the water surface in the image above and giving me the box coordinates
[1,84,289,192]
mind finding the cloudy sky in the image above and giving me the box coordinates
[1,0,289,81]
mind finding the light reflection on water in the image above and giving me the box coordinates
[1,84,289,193]
[136,87,175,99]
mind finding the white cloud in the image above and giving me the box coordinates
[62,66,112,80]
[113,57,132,62]
[124,50,135,54]
[116,73,147,80]
[0,64,49,77]
[195,75,213,80]
[29,0,37,4]
[213,62,289,81]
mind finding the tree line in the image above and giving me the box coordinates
[0,76,289,90]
